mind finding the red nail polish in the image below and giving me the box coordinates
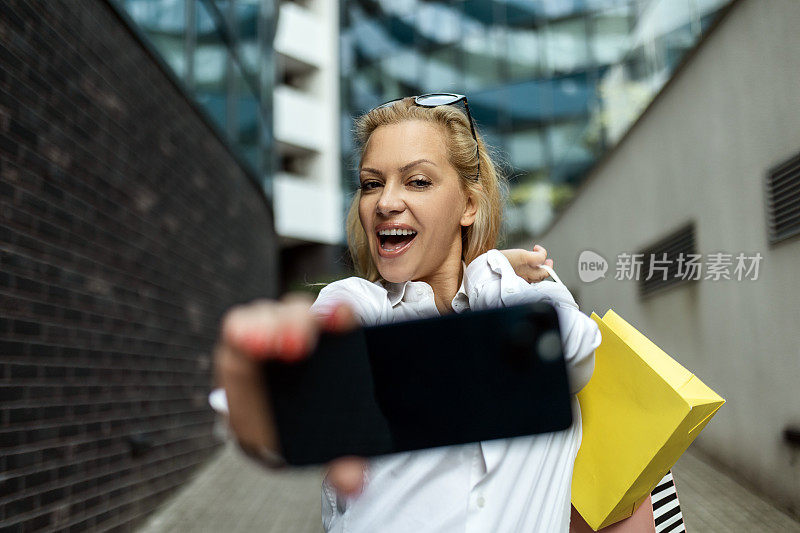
[276,329,303,361]
[324,305,341,330]
[275,330,288,353]
[281,330,306,360]
[241,331,268,354]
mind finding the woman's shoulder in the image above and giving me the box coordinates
[315,276,388,299]
[310,276,389,324]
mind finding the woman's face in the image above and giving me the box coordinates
[358,120,477,283]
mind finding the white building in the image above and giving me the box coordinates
[272,0,346,287]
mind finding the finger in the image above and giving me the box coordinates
[318,302,359,334]
[221,296,317,362]
[525,248,553,283]
[275,294,318,362]
[221,302,280,358]
[534,257,555,281]
[529,266,550,283]
[327,456,367,496]
[525,248,547,269]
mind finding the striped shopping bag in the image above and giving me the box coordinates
[652,471,685,533]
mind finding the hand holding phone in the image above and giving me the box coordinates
[213,294,366,495]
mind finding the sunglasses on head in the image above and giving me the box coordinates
[371,93,480,181]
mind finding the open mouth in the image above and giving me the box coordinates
[377,229,417,256]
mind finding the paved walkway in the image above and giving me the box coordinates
[137,436,800,533]
[669,451,799,532]
[137,438,324,533]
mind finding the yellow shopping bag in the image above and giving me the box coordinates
[571,309,725,531]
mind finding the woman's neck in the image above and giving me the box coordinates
[419,247,464,315]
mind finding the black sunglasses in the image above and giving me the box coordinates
[372,93,480,181]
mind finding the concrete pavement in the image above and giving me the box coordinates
[137,438,800,533]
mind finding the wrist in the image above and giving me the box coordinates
[239,441,287,469]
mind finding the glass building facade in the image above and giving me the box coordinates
[339,0,732,240]
[113,0,277,193]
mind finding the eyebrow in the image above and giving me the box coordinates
[359,158,437,177]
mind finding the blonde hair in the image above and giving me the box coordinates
[346,97,508,282]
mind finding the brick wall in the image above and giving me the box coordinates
[0,0,279,530]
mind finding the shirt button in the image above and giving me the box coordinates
[476,495,485,508]
[416,288,424,296]
[505,287,516,294]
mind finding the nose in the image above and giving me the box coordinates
[375,182,406,217]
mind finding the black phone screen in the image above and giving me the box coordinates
[263,302,572,465]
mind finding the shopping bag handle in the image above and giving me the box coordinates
[536,263,565,287]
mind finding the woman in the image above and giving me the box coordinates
[213,95,601,532]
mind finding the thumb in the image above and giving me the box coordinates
[326,456,367,497]
[326,456,367,496]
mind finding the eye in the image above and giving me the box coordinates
[359,180,382,191]
[408,177,432,188]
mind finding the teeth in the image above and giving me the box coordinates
[378,228,417,236]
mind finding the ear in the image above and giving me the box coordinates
[460,189,479,228]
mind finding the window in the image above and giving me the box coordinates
[639,223,697,298]
[765,151,800,245]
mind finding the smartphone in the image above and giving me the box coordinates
[262,301,572,465]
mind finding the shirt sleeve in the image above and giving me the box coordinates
[321,475,339,530]
[465,249,601,394]
[309,277,387,327]
[208,387,229,416]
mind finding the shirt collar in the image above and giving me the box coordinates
[384,260,469,308]
[384,279,408,307]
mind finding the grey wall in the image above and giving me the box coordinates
[528,0,800,517]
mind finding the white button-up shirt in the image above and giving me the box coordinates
[307,249,601,533]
